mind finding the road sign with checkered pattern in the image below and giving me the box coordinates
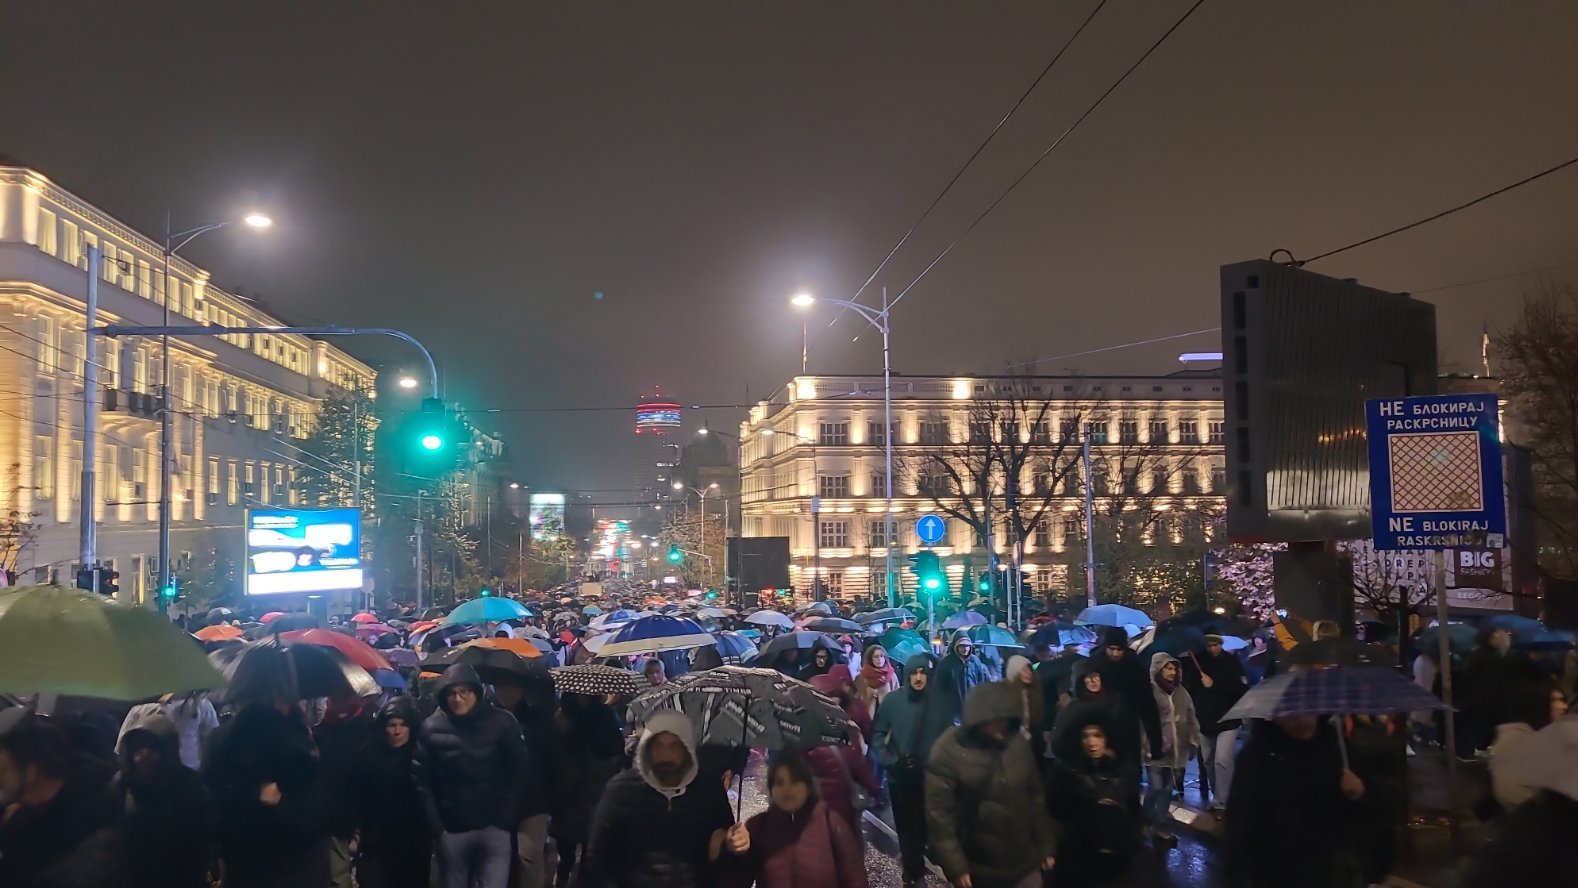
[1366,394,1505,550]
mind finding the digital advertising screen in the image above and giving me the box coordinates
[530,493,566,542]
[245,507,363,595]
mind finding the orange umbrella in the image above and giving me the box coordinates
[461,637,542,658]
[409,620,441,634]
[278,628,394,672]
[351,612,379,624]
[194,624,244,642]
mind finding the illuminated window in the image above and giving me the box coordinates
[868,519,891,548]
[818,520,849,548]
[817,421,849,446]
[817,475,849,499]
[36,209,57,255]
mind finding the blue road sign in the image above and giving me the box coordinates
[1365,393,1505,550]
[915,514,947,546]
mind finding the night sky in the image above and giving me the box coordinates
[6,1,1578,497]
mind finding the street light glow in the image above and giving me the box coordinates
[672,481,684,491]
[791,293,815,308]
[420,433,443,451]
[509,482,521,489]
[397,375,419,390]
[760,427,775,437]
[696,426,709,435]
[243,213,273,229]
[707,482,719,490]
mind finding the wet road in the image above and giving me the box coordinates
[737,754,1223,888]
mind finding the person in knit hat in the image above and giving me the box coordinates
[1093,626,1164,761]
[1002,653,1049,761]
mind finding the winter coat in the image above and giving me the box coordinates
[733,800,869,888]
[502,692,565,819]
[113,711,215,888]
[1145,652,1201,770]
[1047,753,1142,885]
[1222,720,1363,888]
[870,654,946,770]
[352,699,431,854]
[203,703,331,888]
[1489,721,1541,810]
[550,697,626,845]
[116,694,220,771]
[926,682,1058,888]
[852,645,899,710]
[0,752,122,888]
[1051,658,1143,769]
[1460,643,1543,725]
[413,664,530,834]
[582,710,735,888]
[1185,649,1249,734]
[314,701,377,838]
[1092,641,1164,759]
[1460,790,1578,888]
[806,743,881,832]
[930,634,993,732]
[1002,654,1049,759]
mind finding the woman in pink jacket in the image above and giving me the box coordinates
[724,751,869,888]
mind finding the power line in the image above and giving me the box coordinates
[824,0,1111,336]
[1408,259,1578,295]
[1007,326,1221,370]
[1303,151,1578,265]
[886,0,1210,312]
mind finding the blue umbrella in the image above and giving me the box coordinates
[712,631,759,663]
[1519,628,1576,651]
[1076,604,1153,628]
[858,607,917,625]
[964,624,1021,648]
[444,597,534,625]
[1418,622,1476,653]
[1223,666,1448,721]
[582,605,604,616]
[591,609,642,630]
[1028,624,1098,648]
[1483,614,1546,643]
[942,611,988,630]
[598,615,715,657]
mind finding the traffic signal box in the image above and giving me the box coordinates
[907,550,946,599]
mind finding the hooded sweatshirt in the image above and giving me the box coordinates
[353,698,429,851]
[871,654,945,768]
[115,711,215,888]
[932,629,994,727]
[583,709,734,888]
[1051,658,1143,768]
[1093,627,1165,759]
[1145,652,1200,770]
[413,663,530,833]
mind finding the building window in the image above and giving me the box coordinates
[36,316,58,371]
[227,461,239,505]
[868,519,891,548]
[1211,463,1226,493]
[1033,518,1052,547]
[207,458,220,504]
[869,472,888,497]
[919,421,949,446]
[818,421,849,446]
[1119,419,1139,444]
[1031,421,1051,443]
[1064,516,1081,547]
[1179,420,1200,444]
[1182,470,1202,495]
[33,436,54,499]
[1089,421,1109,445]
[825,571,844,596]
[1151,468,1170,494]
[969,420,992,443]
[819,519,849,548]
[817,474,849,499]
[103,446,118,502]
[867,420,895,446]
[917,464,952,496]
[36,209,57,256]
[1060,419,1079,442]
[1208,421,1225,444]
[1148,419,1170,443]
[131,450,147,497]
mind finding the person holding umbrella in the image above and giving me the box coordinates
[582,709,736,888]
[204,645,332,888]
[1093,628,1164,763]
[1184,635,1248,812]
[352,698,432,888]
[414,663,530,888]
[722,750,869,888]
[0,718,124,887]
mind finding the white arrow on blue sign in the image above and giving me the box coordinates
[915,514,947,545]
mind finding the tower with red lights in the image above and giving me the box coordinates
[635,390,682,506]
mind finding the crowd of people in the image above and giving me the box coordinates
[3,605,1577,888]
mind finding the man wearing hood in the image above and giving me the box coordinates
[353,698,432,888]
[582,709,735,888]
[414,663,530,888]
[931,630,994,732]
[1051,659,1143,772]
[113,710,215,888]
[1142,652,1200,847]
[870,654,941,888]
[1093,627,1164,761]
[927,682,1057,888]
[1001,654,1049,761]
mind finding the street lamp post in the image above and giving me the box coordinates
[155,212,271,604]
[672,481,719,585]
[792,291,896,607]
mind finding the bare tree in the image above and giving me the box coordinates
[1499,283,1578,580]
[0,465,40,582]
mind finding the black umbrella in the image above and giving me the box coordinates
[550,664,645,697]
[802,617,865,634]
[418,643,547,685]
[627,665,858,750]
[208,640,378,702]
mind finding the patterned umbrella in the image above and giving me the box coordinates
[1221,666,1449,722]
[598,615,715,656]
[627,666,858,750]
[942,610,988,630]
[551,664,645,696]
[1028,624,1098,648]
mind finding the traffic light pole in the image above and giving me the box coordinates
[79,247,102,587]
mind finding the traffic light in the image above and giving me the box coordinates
[705,589,718,601]
[75,567,96,592]
[75,564,120,595]
[399,398,469,477]
[976,572,992,595]
[907,550,945,598]
[480,588,492,597]
[101,570,119,597]
[159,580,179,605]
[666,544,683,565]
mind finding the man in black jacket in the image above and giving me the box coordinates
[1185,635,1248,810]
[316,693,378,888]
[0,718,124,888]
[1093,627,1164,759]
[415,664,530,888]
[493,671,562,888]
[582,709,734,888]
[114,710,215,888]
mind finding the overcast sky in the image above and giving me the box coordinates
[5,1,1577,496]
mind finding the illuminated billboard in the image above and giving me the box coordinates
[530,493,566,542]
[636,400,682,432]
[245,508,363,596]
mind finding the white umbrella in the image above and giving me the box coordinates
[744,610,795,630]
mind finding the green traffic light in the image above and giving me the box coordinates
[420,433,443,451]
[160,585,177,599]
[667,544,683,565]
[480,588,491,597]
[923,576,941,591]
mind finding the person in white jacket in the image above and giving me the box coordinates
[116,692,219,771]
[1143,652,1200,846]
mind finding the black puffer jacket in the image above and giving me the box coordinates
[1092,629,1164,758]
[582,710,733,888]
[413,664,530,834]
[352,699,430,853]
[0,723,122,888]
[1186,649,1249,734]
[925,682,1058,888]
[113,711,215,888]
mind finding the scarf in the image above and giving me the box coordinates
[860,659,896,693]
[1155,673,1179,694]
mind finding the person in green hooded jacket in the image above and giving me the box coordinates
[870,654,942,888]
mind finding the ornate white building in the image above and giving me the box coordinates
[0,163,374,604]
[738,373,1227,602]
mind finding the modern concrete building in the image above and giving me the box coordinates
[738,372,1228,602]
[0,163,375,605]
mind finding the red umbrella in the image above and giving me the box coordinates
[355,623,398,638]
[278,628,393,673]
[260,611,286,623]
[351,612,379,624]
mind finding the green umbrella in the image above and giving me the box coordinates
[876,627,931,663]
[0,585,226,700]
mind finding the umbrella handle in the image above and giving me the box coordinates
[736,690,751,820]
[1333,717,1350,771]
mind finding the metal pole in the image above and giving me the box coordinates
[80,247,102,576]
[699,490,708,585]
[517,529,524,597]
[1083,427,1098,607]
[415,492,425,613]
[352,394,362,509]
[811,440,821,602]
[157,216,174,601]
[1436,548,1461,849]
[881,287,896,608]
